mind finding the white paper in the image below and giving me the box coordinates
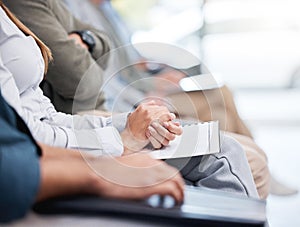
[147,121,220,159]
[179,74,224,92]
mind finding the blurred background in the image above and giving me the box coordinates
[113,0,300,226]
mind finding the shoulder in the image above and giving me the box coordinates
[3,0,50,15]
[0,7,24,42]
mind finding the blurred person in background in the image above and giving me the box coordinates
[62,0,271,198]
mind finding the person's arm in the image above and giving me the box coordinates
[0,103,183,223]
[0,53,181,157]
[33,89,182,154]
[0,97,183,223]
[0,109,40,223]
[67,7,112,65]
[37,144,184,203]
[0,53,125,155]
[4,0,110,103]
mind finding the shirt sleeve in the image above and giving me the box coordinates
[0,52,125,156]
[0,97,40,223]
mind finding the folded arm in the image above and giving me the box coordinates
[5,0,111,102]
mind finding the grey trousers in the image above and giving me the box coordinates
[166,135,259,198]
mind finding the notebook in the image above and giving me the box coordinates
[179,73,224,92]
[146,121,220,159]
[33,186,266,227]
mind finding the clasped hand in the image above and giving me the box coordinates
[121,100,182,154]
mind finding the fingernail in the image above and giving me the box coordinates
[170,113,176,120]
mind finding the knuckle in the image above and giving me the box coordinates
[144,108,150,116]
[139,105,147,113]
[164,131,173,139]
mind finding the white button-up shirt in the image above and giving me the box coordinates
[0,7,126,156]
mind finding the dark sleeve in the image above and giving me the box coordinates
[50,0,111,67]
[0,102,40,223]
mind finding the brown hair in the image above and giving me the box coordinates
[0,3,52,73]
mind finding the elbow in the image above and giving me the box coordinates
[53,62,104,102]
[0,205,28,223]
[68,66,105,102]
[0,151,40,223]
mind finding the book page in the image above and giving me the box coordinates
[147,121,220,159]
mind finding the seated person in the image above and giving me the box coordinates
[0,91,184,223]
[0,1,181,155]
[64,0,270,198]
[0,1,259,199]
[62,0,252,137]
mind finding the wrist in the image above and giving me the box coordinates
[120,129,148,155]
[82,157,118,196]
[37,155,96,202]
[71,30,96,53]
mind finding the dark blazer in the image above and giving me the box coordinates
[0,91,41,223]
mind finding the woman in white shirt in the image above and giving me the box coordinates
[0,1,260,198]
[0,2,181,156]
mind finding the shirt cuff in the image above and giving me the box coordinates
[65,126,124,157]
[107,112,130,133]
